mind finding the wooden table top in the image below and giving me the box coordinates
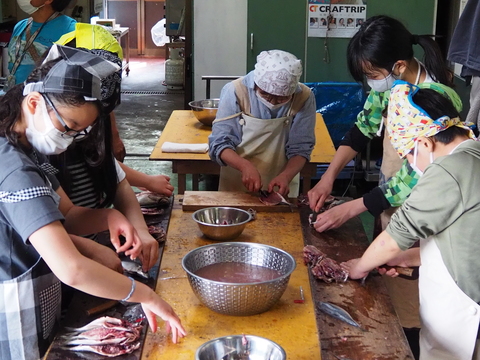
[149,110,336,164]
[141,196,413,360]
[141,198,321,359]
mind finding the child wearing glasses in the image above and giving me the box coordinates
[0,45,185,360]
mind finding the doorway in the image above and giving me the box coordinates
[104,0,165,57]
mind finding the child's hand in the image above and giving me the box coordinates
[142,175,174,196]
[142,297,187,344]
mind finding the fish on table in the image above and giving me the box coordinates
[317,301,366,332]
[60,316,143,357]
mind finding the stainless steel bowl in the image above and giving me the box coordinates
[192,207,252,241]
[196,335,286,360]
[189,99,220,126]
[182,242,296,316]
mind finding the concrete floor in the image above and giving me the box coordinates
[116,57,186,192]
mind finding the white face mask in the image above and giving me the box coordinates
[366,63,398,93]
[17,0,44,15]
[411,140,434,177]
[25,97,74,155]
[256,90,291,110]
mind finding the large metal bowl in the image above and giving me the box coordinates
[192,207,252,241]
[182,242,296,316]
[196,335,286,360]
[189,99,220,126]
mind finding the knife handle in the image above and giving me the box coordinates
[379,265,419,280]
[85,300,118,316]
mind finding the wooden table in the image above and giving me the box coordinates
[140,197,413,359]
[149,110,336,194]
[141,198,321,359]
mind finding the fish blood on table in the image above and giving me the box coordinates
[303,245,348,283]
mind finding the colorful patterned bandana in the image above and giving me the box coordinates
[254,50,302,96]
[387,80,474,158]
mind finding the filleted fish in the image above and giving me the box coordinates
[60,316,143,357]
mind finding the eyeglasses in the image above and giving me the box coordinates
[256,88,292,104]
[42,94,91,140]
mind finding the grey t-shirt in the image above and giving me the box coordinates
[0,137,63,281]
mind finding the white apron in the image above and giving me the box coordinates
[218,112,300,196]
[379,116,421,329]
[216,78,311,197]
[419,237,480,360]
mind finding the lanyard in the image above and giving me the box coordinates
[10,12,59,77]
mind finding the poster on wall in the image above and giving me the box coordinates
[308,0,367,38]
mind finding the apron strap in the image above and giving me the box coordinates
[288,83,311,116]
[212,111,243,123]
[10,12,60,78]
[213,77,250,124]
[232,77,252,115]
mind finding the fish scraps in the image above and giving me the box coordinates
[303,245,348,283]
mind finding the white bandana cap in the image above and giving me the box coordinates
[254,50,302,96]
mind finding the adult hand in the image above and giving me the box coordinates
[140,174,174,197]
[141,297,187,344]
[340,258,370,280]
[106,209,143,259]
[240,162,262,193]
[137,230,160,272]
[267,174,290,197]
[308,177,334,212]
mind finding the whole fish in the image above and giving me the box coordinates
[121,261,149,279]
[136,191,170,208]
[317,302,366,331]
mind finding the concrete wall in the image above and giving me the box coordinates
[192,0,247,100]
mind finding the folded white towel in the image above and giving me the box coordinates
[161,142,209,153]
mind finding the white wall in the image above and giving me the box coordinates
[193,0,247,100]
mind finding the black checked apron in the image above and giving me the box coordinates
[0,156,62,360]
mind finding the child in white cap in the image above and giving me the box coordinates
[208,49,316,196]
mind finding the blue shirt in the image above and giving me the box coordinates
[8,15,76,84]
[208,71,317,166]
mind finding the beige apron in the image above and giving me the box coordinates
[380,129,420,329]
[218,112,300,195]
[419,237,480,359]
[377,63,423,329]
[216,78,311,197]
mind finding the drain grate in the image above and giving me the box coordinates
[121,90,184,95]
